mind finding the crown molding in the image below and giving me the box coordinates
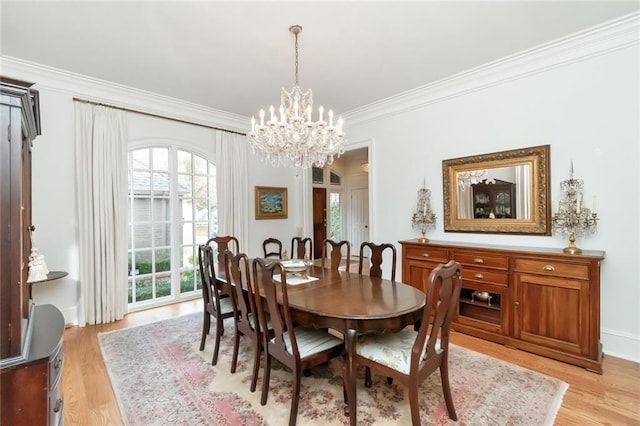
[0,56,249,133]
[343,12,640,127]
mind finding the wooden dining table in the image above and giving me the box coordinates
[219,262,425,425]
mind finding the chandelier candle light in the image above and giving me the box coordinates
[552,162,598,254]
[248,25,346,169]
[411,179,436,243]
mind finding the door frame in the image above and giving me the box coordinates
[301,138,373,249]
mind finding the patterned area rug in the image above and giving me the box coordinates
[99,313,568,425]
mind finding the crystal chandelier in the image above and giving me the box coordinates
[457,169,489,191]
[248,25,346,169]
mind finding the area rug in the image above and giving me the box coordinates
[99,313,568,425]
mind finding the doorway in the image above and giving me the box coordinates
[312,187,326,259]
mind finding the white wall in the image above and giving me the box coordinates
[344,23,639,361]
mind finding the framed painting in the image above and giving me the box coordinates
[255,186,288,220]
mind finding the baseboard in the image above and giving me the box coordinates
[601,328,640,363]
[61,305,79,328]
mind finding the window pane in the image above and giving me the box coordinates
[135,277,153,302]
[132,197,151,222]
[156,276,171,297]
[152,148,169,171]
[133,224,152,248]
[312,167,324,184]
[330,192,341,240]
[133,250,153,275]
[178,174,193,197]
[194,199,209,221]
[193,155,207,175]
[330,171,341,185]
[132,149,149,169]
[195,222,209,243]
[180,270,197,294]
[181,222,194,245]
[180,198,193,221]
[153,223,171,247]
[131,171,151,195]
[152,198,170,221]
[152,172,170,196]
[177,150,191,173]
[155,248,171,273]
[193,175,207,198]
[182,246,195,268]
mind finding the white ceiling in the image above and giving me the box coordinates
[1,1,638,118]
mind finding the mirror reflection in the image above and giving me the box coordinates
[457,165,531,220]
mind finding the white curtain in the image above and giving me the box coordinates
[74,102,128,326]
[515,165,531,219]
[215,131,249,252]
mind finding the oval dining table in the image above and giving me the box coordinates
[222,263,426,426]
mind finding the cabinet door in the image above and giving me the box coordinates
[405,258,438,293]
[514,272,589,356]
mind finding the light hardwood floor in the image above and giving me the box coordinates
[62,300,640,425]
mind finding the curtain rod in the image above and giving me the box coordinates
[72,97,246,136]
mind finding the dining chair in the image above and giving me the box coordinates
[198,244,236,365]
[291,237,313,260]
[321,239,351,272]
[262,237,283,259]
[224,250,274,390]
[354,260,462,426]
[358,241,397,281]
[205,235,240,275]
[252,257,344,426]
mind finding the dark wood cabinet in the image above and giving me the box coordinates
[472,179,516,218]
[400,239,605,373]
[1,78,65,424]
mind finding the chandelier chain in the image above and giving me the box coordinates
[294,28,299,86]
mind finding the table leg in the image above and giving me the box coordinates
[345,328,357,426]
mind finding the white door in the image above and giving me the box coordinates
[350,188,369,252]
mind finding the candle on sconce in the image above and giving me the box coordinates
[576,193,581,212]
[593,195,597,214]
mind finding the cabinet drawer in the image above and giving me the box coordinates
[454,251,508,270]
[461,267,509,287]
[514,258,589,280]
[49,342,64,389]
[405,246,448,263]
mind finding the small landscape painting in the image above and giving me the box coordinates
[255,186,288,219]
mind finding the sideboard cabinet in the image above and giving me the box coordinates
[399,239,605,373]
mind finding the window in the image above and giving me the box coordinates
[128,147,216,308]
[330,170,341,186]
[312,166,324,184]
[329,192,342,240]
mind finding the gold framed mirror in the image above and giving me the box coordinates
[442,145,551,234]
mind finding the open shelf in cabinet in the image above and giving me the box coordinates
[458,288,501,325]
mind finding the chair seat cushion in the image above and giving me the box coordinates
[219,297,235,315]
[356,329,441,375]
[276,327,343,358]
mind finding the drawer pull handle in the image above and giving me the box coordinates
[422,253,429,257]
[543,265,555,272]
[474,273,484,279]
[54,398,63,413]
[54,358,62,369]
[473,258,484,264]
